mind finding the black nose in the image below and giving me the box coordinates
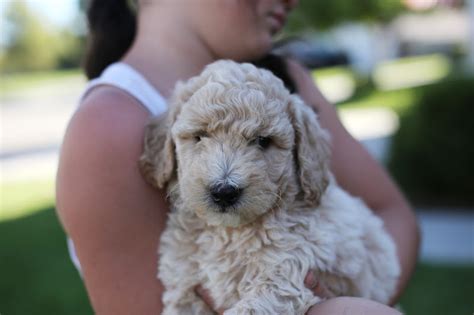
[210,184,242,208]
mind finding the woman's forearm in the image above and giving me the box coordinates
[376,201,420,305]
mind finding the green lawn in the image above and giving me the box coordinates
[0,203,473,314]
[0,68,82,95]
[0,207,93,315]
[400,263,474,315]
[1,179,55,221]
[313,53,453,115]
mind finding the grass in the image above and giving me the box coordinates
[373,54,452,91]
[313,53,453,115]
[339,85,421,113]
[314,66,422,114]
[0,207,93,315]
[399,263,474,315]
[0,68,83,97]
[1,179,55,221]
[0,205,472,314]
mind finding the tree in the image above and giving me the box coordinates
[0,1,83,73]
[285,0,405,32]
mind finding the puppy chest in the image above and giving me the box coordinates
[193,229,283,306]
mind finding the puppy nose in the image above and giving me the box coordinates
[210,184,242,208]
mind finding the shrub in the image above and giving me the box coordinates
[388,76,474,206]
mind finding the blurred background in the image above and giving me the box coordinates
[1,0,473,314]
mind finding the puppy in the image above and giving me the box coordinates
[140,60,400,315]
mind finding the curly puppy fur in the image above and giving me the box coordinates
[140,60,400,315]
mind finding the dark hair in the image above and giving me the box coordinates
[83,0,137,79]
[252,54,297,94]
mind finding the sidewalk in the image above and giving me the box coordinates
[417,210,474,264]
[1,76,82,181]
[1,82,473,264]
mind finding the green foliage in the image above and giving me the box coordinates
[55,29,85,69]
[0,1,83,73]
[286,0,405,32]
[388,77,474,205]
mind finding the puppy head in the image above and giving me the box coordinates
[140,60,330,227]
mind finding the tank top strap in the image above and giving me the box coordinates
[80,62,168,116]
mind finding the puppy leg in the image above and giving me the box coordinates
[159,229,213,314]
[160,257,213,314]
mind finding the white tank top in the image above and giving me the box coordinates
[80,62,168,115]
[68,62,168,274]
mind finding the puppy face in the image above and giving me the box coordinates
[172,83,295,226]
[140,61,331,227]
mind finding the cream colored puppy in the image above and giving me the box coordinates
[140,60,400,315]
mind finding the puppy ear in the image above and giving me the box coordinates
[139,113,176,189]
[287,95,331,206]
[138,76,204,189]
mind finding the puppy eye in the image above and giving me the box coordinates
[252,136,271,149]
[194,131,208,142]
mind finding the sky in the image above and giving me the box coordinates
[0,0,80,28]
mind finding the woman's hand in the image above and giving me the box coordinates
[195,271,334,314]
[303,271,336,299]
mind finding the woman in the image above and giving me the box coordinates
[56,0,419,313]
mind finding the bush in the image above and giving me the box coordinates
[388,76,474,206]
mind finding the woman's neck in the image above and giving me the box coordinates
[122,7,217,98]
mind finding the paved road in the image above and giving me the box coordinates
[1,80,473,264]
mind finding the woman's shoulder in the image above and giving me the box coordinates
[79,84,152,123]
[56,85,164,224]
[60,83,160,178]
[66,85,155,151]
[58,86,150,169]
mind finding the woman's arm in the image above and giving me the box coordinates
[56,87,167,314]
[286,60,420,304]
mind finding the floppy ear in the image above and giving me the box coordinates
[139,112,176,189]
[287,95,331,206]
[139,74,212,188]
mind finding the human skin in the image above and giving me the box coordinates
[55,0,419,314]
[307,297,402,315]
